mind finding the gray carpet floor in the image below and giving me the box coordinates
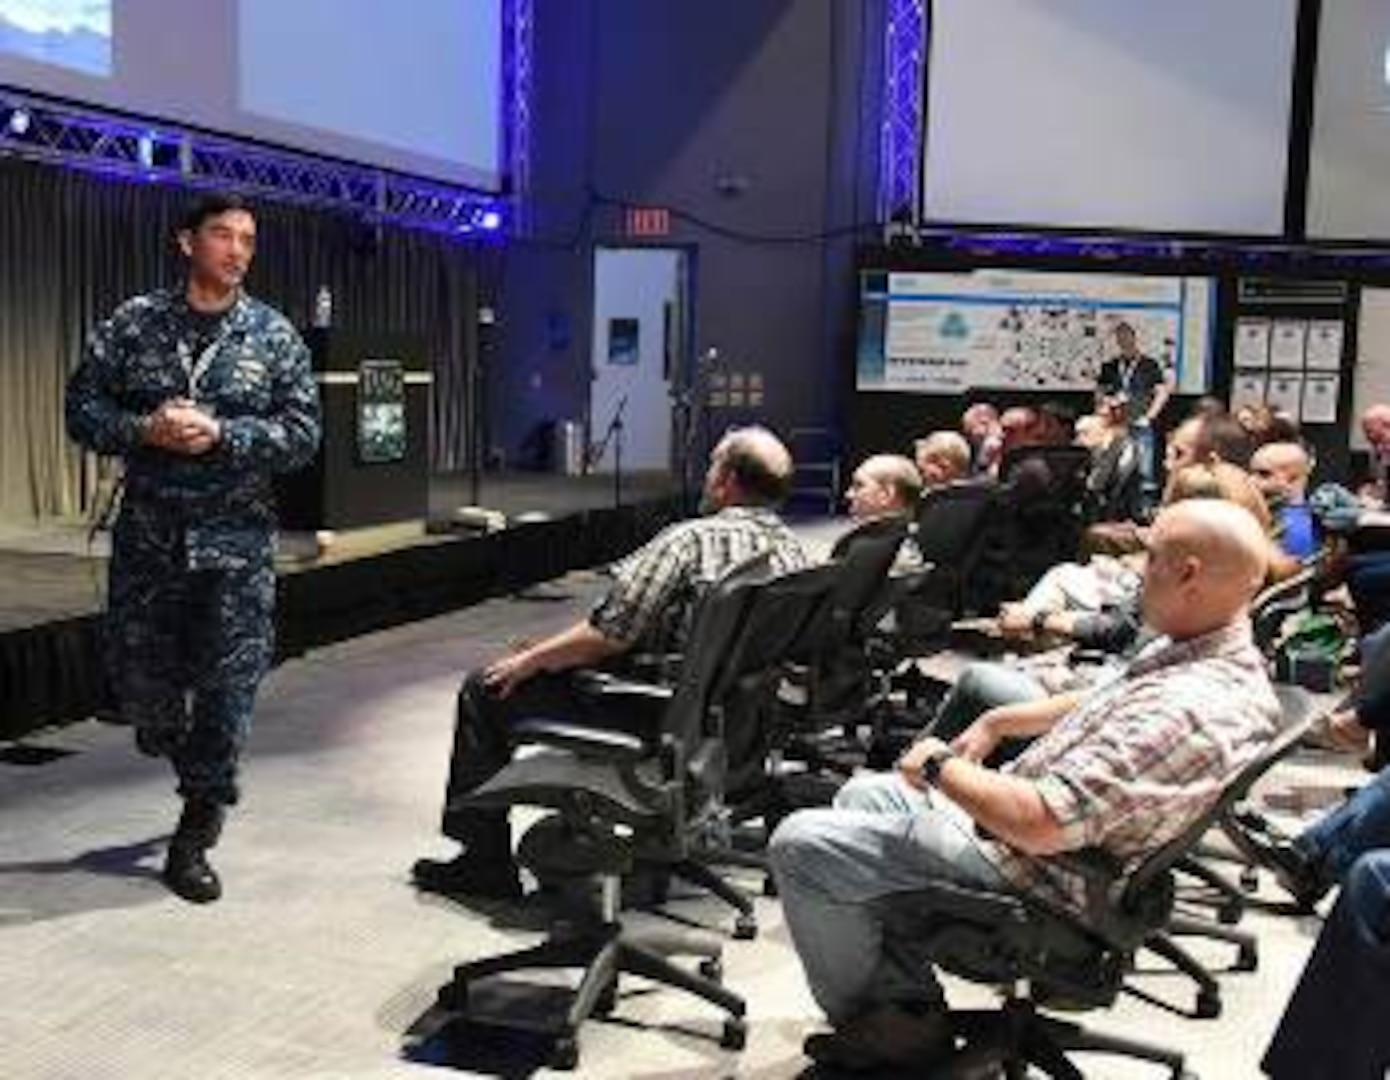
[0,553,1356,1079]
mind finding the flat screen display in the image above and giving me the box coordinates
[857,267,1215,396]
[0,0,504,190]
[922,0,1298,235]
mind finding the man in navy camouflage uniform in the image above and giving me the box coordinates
[66,193,320,904]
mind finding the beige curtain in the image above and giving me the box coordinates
[0,158,480,522]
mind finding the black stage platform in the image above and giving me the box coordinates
[0,471,684,741]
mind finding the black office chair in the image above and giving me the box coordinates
[1000,444,1092,595]
[904,481,1000,633]
[880,703,1315,1079]
[431,553,780,1068]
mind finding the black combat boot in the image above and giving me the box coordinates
[163,799,226,904]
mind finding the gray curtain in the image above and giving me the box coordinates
[0,158,480,522]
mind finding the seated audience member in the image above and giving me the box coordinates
[845,454,922,522]
[1087,414,1256,556]
[999,406,1043,459]
[842,454,925,572]
[912,432,972,492]
[1259,624,1390,906]
[933,462,1277,756]
[1250,441,1319,560]
[1359,403,1390,507]
[768,500,1279,1072]
[413,426,809,899]
[1166,408,1253,472]
[1262,850,1390,1079]
[1077,397,1142,523]
[1237,402,1302,450]
[961,402,1003,477]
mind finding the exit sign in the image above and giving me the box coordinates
[625,206,671,238]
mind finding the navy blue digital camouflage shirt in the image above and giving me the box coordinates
[66,287,321,567]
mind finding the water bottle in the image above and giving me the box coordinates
[313,285,333,329]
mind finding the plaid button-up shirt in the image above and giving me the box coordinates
[985,619,1280,914]
[590,505,808,656]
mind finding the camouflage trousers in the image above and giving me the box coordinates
[106,511,276,806]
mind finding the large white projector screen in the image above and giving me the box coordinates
[0,0,503,191]
[1307,0,1390,240]
[923,0,1299,235]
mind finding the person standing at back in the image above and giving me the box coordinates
[1096,321,1173,497]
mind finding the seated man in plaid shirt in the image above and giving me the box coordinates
[769,499,1281,1074]
[414,426,809,900]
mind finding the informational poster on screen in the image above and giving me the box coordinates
[356,359,406,465]
[857,269,1214,396]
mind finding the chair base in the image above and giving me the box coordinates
[952,997,1186,1080]
[440,921,746,1071]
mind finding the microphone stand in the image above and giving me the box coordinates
[590,395,628,508]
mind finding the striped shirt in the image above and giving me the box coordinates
[985,619,1280,915]
[590,505,808,655]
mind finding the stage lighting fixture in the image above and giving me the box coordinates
[137,131,157,169]
[6,108,31,136]
[479,210,502,231]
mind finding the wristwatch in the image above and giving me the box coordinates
[919,744,957,788]
[1031,610,1049,636]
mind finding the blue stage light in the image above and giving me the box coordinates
[6,107,31,136]
[480,210,502,231]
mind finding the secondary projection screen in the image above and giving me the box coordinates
[856,268,1215,396]
[0,0,503,190]
[1307,0,1390,240]
[922,0,1299,235]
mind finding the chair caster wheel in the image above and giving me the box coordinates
[698,957,723,982]
[1234,943,1258,972]
[762,875,779,898]
[550,1034,579,1070]
[1217,900,1243,925]
[1195,990,1221,1019]
[733,915,758,941]
[1239,867,1259,893]
[721,1017,747,1050]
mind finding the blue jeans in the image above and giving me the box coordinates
[926,662,1046,764]
[1263,851,1390,1078]
[1133,424,1157,494]
[768,772,1006,1024]
[1298,767,1390,887]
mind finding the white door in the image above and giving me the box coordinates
[588,248,682,473]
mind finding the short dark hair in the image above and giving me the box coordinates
[1196,412,1252,468]
[178,192,254,233]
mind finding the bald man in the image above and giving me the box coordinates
[1361,404,1390,507]
[845,454,923,521]
[770,500,1280,1073]
[1251,441,1318,560]
[414,426,809,900]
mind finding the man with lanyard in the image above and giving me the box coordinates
[66,193,320,903]
[1096,321,1173,499]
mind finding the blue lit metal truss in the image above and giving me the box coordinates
[878,0,927,223]
[505,0,534,235]
[0,0,534,239]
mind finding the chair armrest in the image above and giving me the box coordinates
[571,669,675,704]
[511,719,647,763]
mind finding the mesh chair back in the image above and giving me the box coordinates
[1119,685,1315,910]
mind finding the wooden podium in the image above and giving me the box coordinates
[276,328,431,531]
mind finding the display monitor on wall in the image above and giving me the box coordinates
[856,267,1215,397]
[921,0,1299,235]
[1306,0,1390,240]
[0,0,504,190]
